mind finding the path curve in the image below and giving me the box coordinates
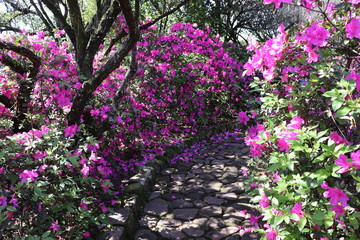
[132,130,259,240]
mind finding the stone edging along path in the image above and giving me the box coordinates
[100,123,259,240]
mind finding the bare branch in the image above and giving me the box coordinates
[39,0,76,46]
[0,40,41,78]
[84,0,121,71]
[104,0,191,55]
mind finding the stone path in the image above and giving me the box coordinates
[132,130,259,240]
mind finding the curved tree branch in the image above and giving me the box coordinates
[104,0,191,55]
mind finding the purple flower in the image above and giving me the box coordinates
[19,169,39,183]
[322,182,349,207]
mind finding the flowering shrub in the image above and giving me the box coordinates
[0,22,251,237]
[243,0,360,239]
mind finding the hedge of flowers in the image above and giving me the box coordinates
[0,21,252,238]
[242,0,360,239]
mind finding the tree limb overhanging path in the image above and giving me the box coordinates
[132,130,259,240]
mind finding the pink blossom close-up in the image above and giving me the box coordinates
[302,22,330,47]
[19,169,39,183]
[321,182,349,207]
[346,18,360,39]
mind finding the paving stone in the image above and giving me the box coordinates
[131,131,259,240]
[220,182,245,193]
[173,208,199,220]
[199,205,223,217]
[144,198,169,216]
[187,191,205,200]
[148,192,161,201]
[193,200,205,208]
[182,225,205,237]
[199,173,215,181]
[138,215,158,229]
[106,207,133,226]
[216,192,238,200]
[157,218,183,227]
[171,199,193,209]
[134,229,158,240]
[205,227,239,240]
[190,217,209,228]
[161,168,175,175]
[161,193,184,201]
[159,228,187,240]
[204,196,227,206]
[204,181,223,192]
[207,217,226,229]
[171,174,186,181]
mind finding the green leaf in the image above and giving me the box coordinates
[336,106,351,118]
[332,99,344,111]
[289,213,300,222]
[323,89,339,98]
[298,217,307,231]
[349,217,359,229]
[7,206,16,212]
[271,197,279,206]
[67,156,79,167]
[273,215,286,226]
[34,187,45,197]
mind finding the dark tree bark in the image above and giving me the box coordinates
[0,40,41,132]
[0,0,191,129]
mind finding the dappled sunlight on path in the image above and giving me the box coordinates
[132,130,259,240]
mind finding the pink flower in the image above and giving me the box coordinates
[349,0,360,4]
[272,171,281,182]
[335,154,351,173]
[64,124,79,138]
[49,220,60,232]
[320,238,330,240]
[19,169,39,182]
[38,164,48,173]
[346,71,360,92]
[350,150,360,168]
[263,0,292,8]
[259,192,271,208]
[288,116,304,129]
[82,232,91,238]
[250,214,262,227]
[321,182,349,207]
[264,223,277,240]
[277,138,290,152]
[0,167,4,174]
[290,202,305,220]
[34,150,47,160]
[302,22,330,47]
[330,205,346,218]
[56,94,71,107]
[81,164,90,178]
[238,111,250,125]
[80,199,89,210]
[329,132,349,145]
[10,195,18,207]
[0,196,7,206]
[346,18,360,39]
[100,203,107,212]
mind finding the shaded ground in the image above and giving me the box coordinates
[132,130,259,240]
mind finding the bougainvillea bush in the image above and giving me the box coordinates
[0,22,251,238]
[243,0,360,239]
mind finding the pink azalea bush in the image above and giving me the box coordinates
[0,22,253,238]
[244,0,360,239]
